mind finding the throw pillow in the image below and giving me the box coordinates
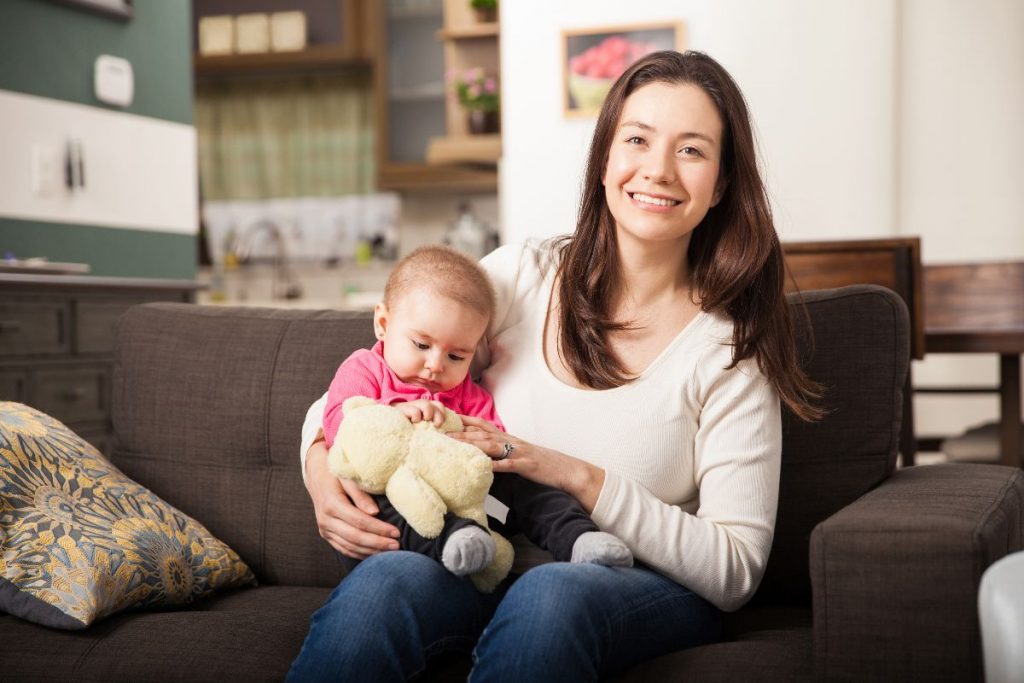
[0,402,255,629]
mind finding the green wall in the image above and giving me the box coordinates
[0,0,197,279]
[0,221,197,280]
[0,0,193,125]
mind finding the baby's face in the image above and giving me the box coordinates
[375,287,489,393]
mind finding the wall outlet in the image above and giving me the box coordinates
[31,144,61,197]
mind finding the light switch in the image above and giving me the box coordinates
[31,144,60,197]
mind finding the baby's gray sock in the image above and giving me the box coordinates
[441,526,496,576]
[570,531,633,567]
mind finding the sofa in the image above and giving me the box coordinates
[2,284,1021,682]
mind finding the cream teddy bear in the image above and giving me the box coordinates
[327,396,514,593]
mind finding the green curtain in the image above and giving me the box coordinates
[195,72,374,201]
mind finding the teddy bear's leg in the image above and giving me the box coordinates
[468,531,514,594]
[386,464,447,539]
[449,505,488,530]
[441,526,496,576]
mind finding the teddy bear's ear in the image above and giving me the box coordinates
[438,408,464,433]
[341,396,378,413]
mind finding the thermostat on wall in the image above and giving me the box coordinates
[94,55,134,107]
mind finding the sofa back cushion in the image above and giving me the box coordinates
[756,285,910,605]
[112,304,375,587]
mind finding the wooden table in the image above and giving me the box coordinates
[923,262,1024,467]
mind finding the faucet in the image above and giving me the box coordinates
[233,219,303,300]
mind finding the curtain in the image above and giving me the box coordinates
[195,72,374,201]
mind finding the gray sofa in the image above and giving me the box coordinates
[2,285,1021,681]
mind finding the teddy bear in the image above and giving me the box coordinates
[327,396,514,593]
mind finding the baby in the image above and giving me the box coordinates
[322,244,632,578]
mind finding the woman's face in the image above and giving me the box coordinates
[603,81,724,250]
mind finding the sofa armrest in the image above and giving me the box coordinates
[810,463,1023,681]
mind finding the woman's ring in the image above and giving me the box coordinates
[498,442,515,460]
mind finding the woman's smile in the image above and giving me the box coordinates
[627,191,683,211]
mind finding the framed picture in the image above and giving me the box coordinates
[563,22,685,117]
[44,0,133,21]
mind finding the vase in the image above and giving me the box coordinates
[473,6,497,23]
[468,109,499,135]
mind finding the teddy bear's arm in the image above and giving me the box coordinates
[386,464,447,539]
[326,439,358,481]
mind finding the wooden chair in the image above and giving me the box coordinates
[782,237,923,465]
[917,262,1024,465]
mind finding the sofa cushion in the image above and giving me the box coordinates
[617,607,813,682]
[112,304,376,587]
[0,403,255,629]
[0,585,330,682]
[758,286,910,605]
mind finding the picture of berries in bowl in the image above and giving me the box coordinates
[567,35,657,112]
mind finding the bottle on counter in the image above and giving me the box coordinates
[444,201,490,260]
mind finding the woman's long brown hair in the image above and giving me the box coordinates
[554,50,823,421]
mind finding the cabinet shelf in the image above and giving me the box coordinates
[426,134,501,165]
[388,82,446,102]
[389,5,442,20]
[436,23,499,40]
[194,44,370,77]
[379,164,497,192]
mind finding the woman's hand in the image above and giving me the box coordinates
[304,439,401,559]
[449,415,606,513]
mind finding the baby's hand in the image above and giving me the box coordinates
[395,399,448,427]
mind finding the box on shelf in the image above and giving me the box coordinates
[198,15,234,56]
[270,11,308,52]
[235,13,270,54]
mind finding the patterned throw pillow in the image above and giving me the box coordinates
[0,402,255,629]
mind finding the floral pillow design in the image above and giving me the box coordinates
[0,402,255,629]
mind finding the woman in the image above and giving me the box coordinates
[289,50,821,682]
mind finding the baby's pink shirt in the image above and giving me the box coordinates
[322,340,504,447]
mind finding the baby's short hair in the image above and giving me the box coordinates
[384,245,496,321]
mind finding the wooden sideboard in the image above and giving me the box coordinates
[0,274,200,453]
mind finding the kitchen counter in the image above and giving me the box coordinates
[0,272,204,292]
[196,261,392,310]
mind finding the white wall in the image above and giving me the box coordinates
[500,0,1024,449]
[899,0,1024,263]
[500,0,897,245]
[898,0,1024,439]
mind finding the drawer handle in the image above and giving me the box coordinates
[61,387,86,401]
[0,320,23,332]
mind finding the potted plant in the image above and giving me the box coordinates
[448,67,500,134]
[470,0,497,23]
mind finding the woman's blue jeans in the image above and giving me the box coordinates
[286,551,720,682]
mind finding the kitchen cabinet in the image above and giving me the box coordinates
[374,0,498,192]
[192,0,373,77]
[191,0,498,193]
[425,0,501,166]
[0,276,199,455]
